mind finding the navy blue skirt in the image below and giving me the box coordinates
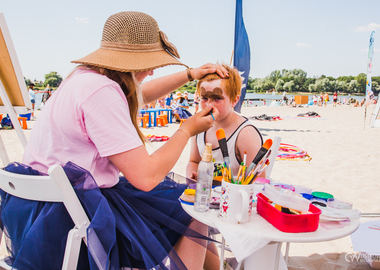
[0,162,211,270]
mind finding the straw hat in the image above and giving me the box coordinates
[71,11,188,72]
[174,91,183,99]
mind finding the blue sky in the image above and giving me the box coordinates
[1,0,380,82]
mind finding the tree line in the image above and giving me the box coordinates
[24,71,63,89]
[25,69,380,95]
[246,69,380,95]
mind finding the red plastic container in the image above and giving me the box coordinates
[257,193,321,233]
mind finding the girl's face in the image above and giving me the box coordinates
[135,70,154,83]
[199,79,239,120]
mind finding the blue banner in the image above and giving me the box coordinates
[366,31,375,105]
[233,0,251,113]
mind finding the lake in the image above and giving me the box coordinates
[34,92,365,110]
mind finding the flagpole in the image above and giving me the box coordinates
[230,50,234,66]
[364,31,375,129]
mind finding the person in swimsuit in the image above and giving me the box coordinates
[187,64,265,180]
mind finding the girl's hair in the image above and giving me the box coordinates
[80,65,146,144]
[196,64,242,101]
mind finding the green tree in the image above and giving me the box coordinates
[355,73,367,94]
[275,79,284,92]
[347,80,358,93]
[268,70,282,83]
[283,81,295,92]
[44,71,62,87]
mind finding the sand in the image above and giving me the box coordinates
[1,103,380,269]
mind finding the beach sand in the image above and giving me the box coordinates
[1,103,379,269]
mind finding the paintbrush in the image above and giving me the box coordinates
[216,129,234,182]
[246,139,273,173]
[246,160,270,185]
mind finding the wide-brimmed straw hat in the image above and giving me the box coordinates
[71,11,188,72]
[174,91,183,99]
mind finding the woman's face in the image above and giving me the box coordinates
[135,70,154,83]
[199,79,238,120]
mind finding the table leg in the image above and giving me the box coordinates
[153,112,157,126]
[219,237,225,270]
[244,243,287,270]
[168,110,172,123]
[284,242,290,264]
[274,242,283,270]
[147,113,152,127]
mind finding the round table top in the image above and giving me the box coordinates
[181,203,360,243]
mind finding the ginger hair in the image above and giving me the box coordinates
[196,64,242,101]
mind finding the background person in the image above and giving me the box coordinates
[28,82,37,119]
[41,83,52,108]
[172,91,192,122]
[1,11,227,270]
[333,91,338,107]
[193,90,200,113]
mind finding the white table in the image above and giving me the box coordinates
[181,203,360,270]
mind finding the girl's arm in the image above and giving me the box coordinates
[236,126,266,178]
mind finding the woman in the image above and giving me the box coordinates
[0,11,227,270]
[172,92,192,122]
[333,91,338,107]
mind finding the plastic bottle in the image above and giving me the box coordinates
[194,143,214,212]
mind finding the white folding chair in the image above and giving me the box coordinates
[0,164,102,270]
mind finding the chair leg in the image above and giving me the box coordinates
[61,228,82,270]
[219,237,225,270]
[17,117,28,129]
[179,119,186,126]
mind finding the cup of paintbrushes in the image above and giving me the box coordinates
[219,179,255,224]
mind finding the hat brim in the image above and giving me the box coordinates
[71,48,188,72]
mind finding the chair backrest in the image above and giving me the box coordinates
[0,164,92,269]
[265,136,282,179]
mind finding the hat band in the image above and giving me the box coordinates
[100,41,164,52]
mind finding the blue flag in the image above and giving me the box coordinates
[233,0,251,113]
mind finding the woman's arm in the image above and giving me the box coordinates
[109,105,218,191]
[179,100,189,110]
[141,64,228,104]
[186,136,202,179]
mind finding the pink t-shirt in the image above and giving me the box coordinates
[23,68,143,188]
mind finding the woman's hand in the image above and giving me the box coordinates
[180,105,219,137]
[191,63,229,80]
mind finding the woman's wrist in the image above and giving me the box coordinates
[177,128,190,140]
[186,68,194,82]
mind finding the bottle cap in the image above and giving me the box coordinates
[202,143,213,162]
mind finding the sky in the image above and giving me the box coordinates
[1,0,380,82]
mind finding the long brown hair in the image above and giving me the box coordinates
[82,65,146,144]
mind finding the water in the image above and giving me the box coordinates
[35,92,365,110]
[188,93,365,107]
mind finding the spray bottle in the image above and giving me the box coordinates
[194,143,214,212]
